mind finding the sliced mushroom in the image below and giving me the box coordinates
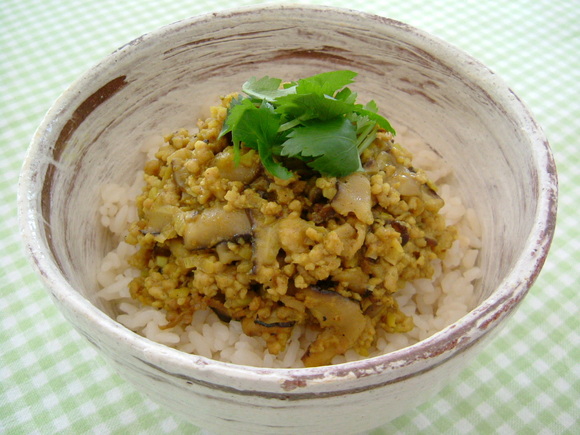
[363,158,378,173]
[390,220,410,246]
[362,293,399,321]
[308,203,337,225]
[171,158,190,191]
[300,287,367,367]
[168,148,194,191]
[363,149,395,173]
[363,301,387,319]
[254,319,297,328]
[213,148,261,183]
[391,170,422,196]
[420,184,445,212]
[206,298,233,323]
[241,313,297,355]
[421,183,441,199]
[250,212,282,275]
[331,172,373,225]
[179,206,252,250]
[143,204,181,235]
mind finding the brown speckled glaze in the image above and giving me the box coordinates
[19,5,557,434]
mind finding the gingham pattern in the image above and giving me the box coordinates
[1,0,578,433]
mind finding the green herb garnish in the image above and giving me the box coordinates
[219,70,395,178]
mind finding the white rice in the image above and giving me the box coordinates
[97,127,482,368]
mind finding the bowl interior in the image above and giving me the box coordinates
[24,6,554,349]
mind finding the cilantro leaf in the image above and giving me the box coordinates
[219,97,250,163]
[219,98,290,177]
[294,70,357,97]
[242,76,296,102]
[275,93,356,122]
[335,87,358,105]
[354,100,396,135]
[280,117,361,177]
[364,99,379,113]
[257,139,294,180]
[221,70,396,179]
[274,70,359,121]
[350,112,379,154]
[219,96,249,139]
[228,100,279,151]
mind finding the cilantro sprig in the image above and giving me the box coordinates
[219,70,395,179]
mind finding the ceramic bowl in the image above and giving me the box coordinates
[19,5,557,434]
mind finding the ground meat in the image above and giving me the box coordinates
[125,94,456,367]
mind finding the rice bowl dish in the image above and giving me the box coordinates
[96,78,483,368]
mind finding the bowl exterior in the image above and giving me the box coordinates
[62,299,501,434]
[18,5,557,434]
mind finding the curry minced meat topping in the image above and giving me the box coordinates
[125,94,456,367]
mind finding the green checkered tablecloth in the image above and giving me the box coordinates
[1,0,578,433]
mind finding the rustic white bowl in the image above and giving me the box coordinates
[19,5,557,434]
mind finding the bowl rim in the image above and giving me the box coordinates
[18,3,558,393]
